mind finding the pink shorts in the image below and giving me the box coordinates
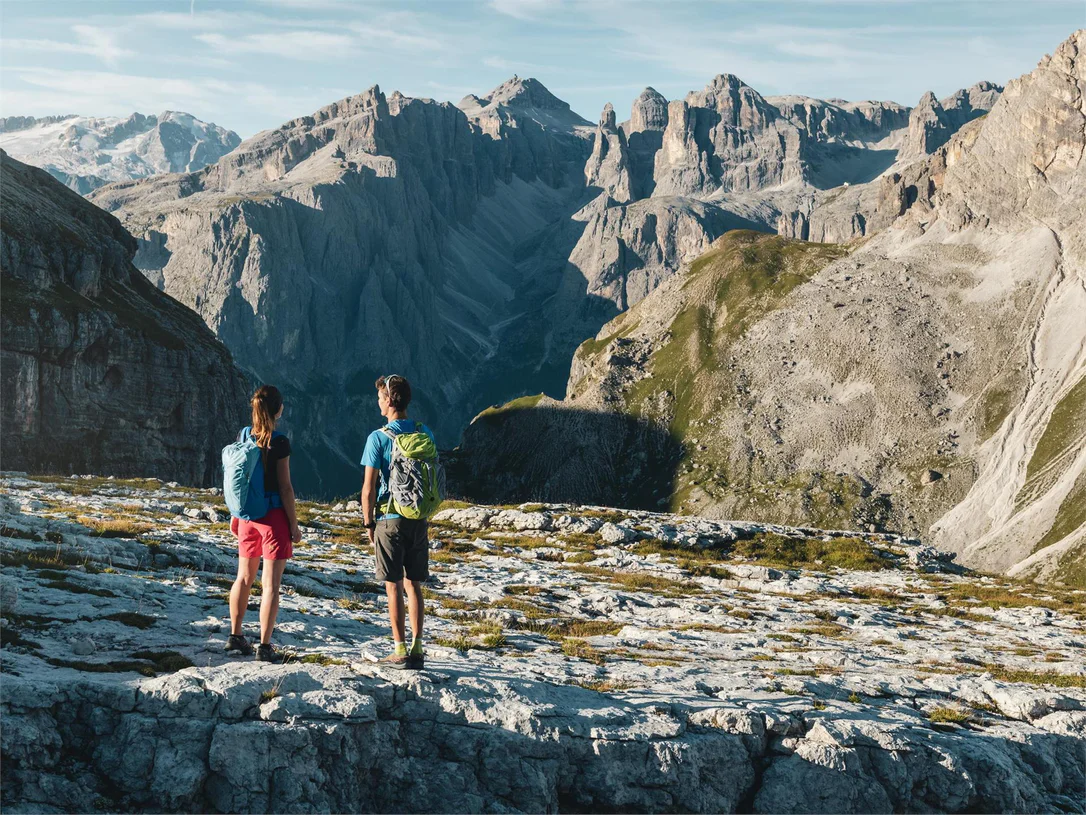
[232,508,293,561]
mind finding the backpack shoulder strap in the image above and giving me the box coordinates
[380,425,399,440]
[239,426,251,443]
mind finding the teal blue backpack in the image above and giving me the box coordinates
[222,427,282,520]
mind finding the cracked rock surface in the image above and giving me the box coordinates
[2,474,1084,812]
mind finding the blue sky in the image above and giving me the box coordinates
[1,0,1082,138]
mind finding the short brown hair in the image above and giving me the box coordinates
[376,374,411,410]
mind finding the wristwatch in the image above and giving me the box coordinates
[364,520,377,531]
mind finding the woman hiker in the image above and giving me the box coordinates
[225,385,301,662]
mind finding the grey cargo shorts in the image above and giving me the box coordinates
[374,517,429,583]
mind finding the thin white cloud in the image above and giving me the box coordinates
[195,30,356,59]
[489,0,562,22]
[350,24,443,52]
[4,24,134,67]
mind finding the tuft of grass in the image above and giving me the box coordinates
[335,595,365,611]
[928,707,972,724]
[565,552,597,564]
[298,653,348,666]
[980,664,1086,689]
[788,623,848,638]
[434,634,474,652]
[469,621,503,637]
[102,612,157,629]
[847,692,862,704]
[77,517,153,538]
[480,632,507,649]
[561,638,605,665]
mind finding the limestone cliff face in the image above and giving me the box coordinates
[0,152,248,485]
[457,31,1086,584]
[91,81,594,494]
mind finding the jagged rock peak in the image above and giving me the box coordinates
[598,102,618,131]
[917,90,940,108]
[477,76,571,112]
[705,72,750,91]
[629,87,668,132]
[686,72,775,130]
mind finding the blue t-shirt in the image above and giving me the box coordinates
[360,419,436,519]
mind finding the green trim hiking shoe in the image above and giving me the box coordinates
[379,652,409,669]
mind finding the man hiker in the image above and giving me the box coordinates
[361,374,442,669]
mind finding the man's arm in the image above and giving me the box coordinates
[362,465,379,544]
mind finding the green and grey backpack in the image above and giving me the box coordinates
[381,422,445,520]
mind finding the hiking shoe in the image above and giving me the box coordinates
[225,635,254,656]
[256,644,283,664]
[378,652,409,669]
[405,651,425,671]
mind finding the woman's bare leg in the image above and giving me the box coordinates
[260,557,288,645]
[230,557,261,635]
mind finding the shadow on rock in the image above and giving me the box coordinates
[447,405,682,510]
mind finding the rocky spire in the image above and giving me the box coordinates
[584,103,634,203]
[905,90,952,155]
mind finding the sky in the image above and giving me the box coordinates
[1,0,1083,138]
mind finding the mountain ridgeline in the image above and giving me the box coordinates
[0,112,241,194]
[88,68,1002,498]
[457,31,1086,585]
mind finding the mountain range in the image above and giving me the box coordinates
[78,65,1001,497]
[0,111,241,194]
[3,31,1082,585]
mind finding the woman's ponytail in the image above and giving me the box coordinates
[250,385,283,451]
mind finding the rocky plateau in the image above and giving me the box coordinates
[1,473,1084,813]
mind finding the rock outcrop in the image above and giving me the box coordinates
[904,82,1003,156]
[0,111,240,194]
[2,474,1084,813]
[0,151,248,485]
[457,31,1086,583]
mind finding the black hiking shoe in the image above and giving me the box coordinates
[256,644,283,663]
[225,634,254,656]
[406,649,425,671]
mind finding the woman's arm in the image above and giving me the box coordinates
[277,455,302,543]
